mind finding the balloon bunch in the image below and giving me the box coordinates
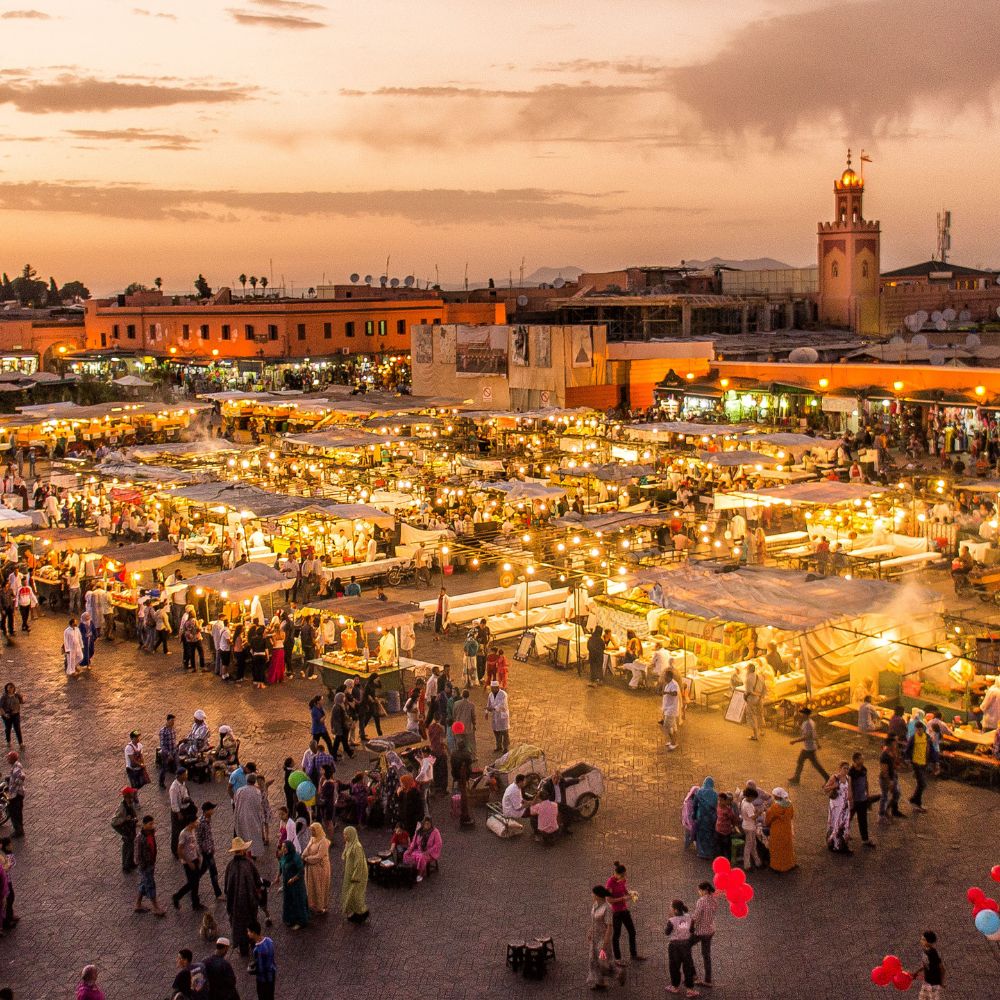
[968,866,1000,941]
[711,857,753,919]
[288,769,316,808]
[870,955,911,990]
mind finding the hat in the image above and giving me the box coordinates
[490,679,500,688]
[451,721,465,735]
[202,801,217,812]
[772,787,788,800]
[219,725,232,735]
[193,709,206,722]
[216,937,231,948]
[228,836,253,853]
[121,786,138,796]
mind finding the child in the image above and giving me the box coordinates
[664,899,697,997]
[715,793,737,861]
[911,930,945,999]
[389,824,410,863]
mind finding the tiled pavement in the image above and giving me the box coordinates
[0,571,992,1000]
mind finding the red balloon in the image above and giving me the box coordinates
[968,886,986,903]
[740,883,755,902]
[729,901,749,919]
[984,898,1000,913]
[871,967,892,987]
[713,873,729,892]
[991,865,1000,884]
[892,971,913,991]
[882,956,902,975]
[711,857,731,876]
[729,868,747,886]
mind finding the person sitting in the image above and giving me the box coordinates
[388,824,410,864]
[214,725,239,767]
[402,816,442,882]
[857,696,883,733]
[529,790,560,844]
[187,709,209,750]
[501,773,528,819]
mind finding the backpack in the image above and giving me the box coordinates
[16,586,31,607]
[188,963,208,997]
[182,619,200,643]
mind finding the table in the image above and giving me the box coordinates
[314,657,405,695]
[951,726,997,748]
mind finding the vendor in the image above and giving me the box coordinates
[188,709,209,749]
[765,642,789,676]
[377,629,396,666]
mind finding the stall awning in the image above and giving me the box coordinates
[310,504,395,528]
[29,527,107,551]
[557,463,655,481]
[129,440,241,461]
[714,482,884,509]
[626,421,751,441]
[97,461,196,484]
[736,432,843,453]
[476,480,566,500]
[181,563,292,601]
[282,430,405,450]
[556,510,676,531]
[96,540,178,573]
[634,565,935,632]
[695,450,778,468]
[299,597,423,628]
[0,506,33,530]
[162,482,318,519]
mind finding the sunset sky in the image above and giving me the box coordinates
[2,0,998,293]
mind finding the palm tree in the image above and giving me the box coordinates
[249,276,257,296]
[239,273,247,297]
[154,276,163,290]
[260,276,268,297]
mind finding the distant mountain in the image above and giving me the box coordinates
[682,257,796,271]
[524,265,584,285]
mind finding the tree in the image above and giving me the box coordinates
[0,274,12,301]
[47,278,61,305]
[238,273,247,297]
[123,282,149,296]
[154,277,163,290]
[194,273,212,298]
[259,276,268,296]
[249,276,257,295]
[11,265,46,306]
[59,280,90,301]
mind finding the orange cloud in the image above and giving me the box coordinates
[66,128,198,151]
[228,9,325,29]
[0,9,50,18]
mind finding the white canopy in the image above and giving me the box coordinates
[0,506,32,529]
[282,429,405,450]
[714,482,884,510]
[696,450,779,468]
[113,375,153,388]
[181,562,292,601]
[626,421,751,441]
[477,480,566,500]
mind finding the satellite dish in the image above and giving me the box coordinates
[788,347,819,363]
[966,333,981,347]
[942,308,957,321]
[903,316,922,333]
[404,275,415,288]
[890,335,905,345]
[379,276,388,287]
[364,274,373,285]
[516,295,528,307]
[350,273,359,284]
[935,319,948,331]
[390,278,400,289]
[928,351,946,365]
[911,334,928,348]
[959,310,972,323]
[915,310,929,325]
[553,277,566,289]
[930,310,943,323]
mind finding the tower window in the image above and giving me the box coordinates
[862,262,869,278]
[831,262,839,278]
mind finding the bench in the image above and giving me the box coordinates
[941,749,1000,787]
[829,721,887,740]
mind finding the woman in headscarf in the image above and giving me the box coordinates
[301,821,331,914]
[692,777,719,860]
[78,611,97,668]
[586,884,616,990]
[266,618,286,684]
[396,772,424,835]
[587,625,605,687]
[341,825,369,924]
[764,787,796,872]
[681,784,700,852]
[248,624,268,690]
[402,815,442,882]
[278,840,309,930]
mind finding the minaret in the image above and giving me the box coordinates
[817,149,881,334]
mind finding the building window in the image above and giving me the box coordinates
[420,317,427,324]
[377,320,387,336]
[297,323,306,341]
[100,332,107,347]
[244,324,254,340]
[148,324,156,339]
[396,319,406,335]
[323,322,332,340]
[365,320,374,336]
[126,324,136,340]
[432,318,441,326]
[112,324,120,341]
[831,262,839,278]
[182,324,190,341]
[268,324,278,341]
[200,324,209,340]
[345,321,355,339]
[221,324,231,341]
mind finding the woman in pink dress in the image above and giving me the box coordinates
[267,619,286,684]
[403,816,442,882]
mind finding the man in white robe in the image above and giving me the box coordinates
[64,617,84,676]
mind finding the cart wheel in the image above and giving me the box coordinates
[386,567,402,586]
[575,793,599,820]
[523,773,541,798]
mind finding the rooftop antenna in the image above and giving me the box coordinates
[519,256,525,286]
[464,262,468,292]
[385,255,390,282]
[859,149,872,180]
[434,264,439,287]
[509,270,513,289]
[936,210,952,263]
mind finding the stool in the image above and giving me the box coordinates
[506,941,526,972]
[425,858,439,878]
[730,836,745,867]
[537,935,555,962]
[522,940,548,980]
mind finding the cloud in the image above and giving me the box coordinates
[65,128,198,151]
[0,181,688,225]
[669,0,1000,139]
[0,73,250,113]
[251,0,324,9]
[1,8,50,17]
[228,9,325,29]
[132,7,177,18]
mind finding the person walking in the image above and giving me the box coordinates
[661,669,681,751]
[848,751,877,848]
[247,923,277,1000]
[691,778,718,859]
[197,801,223,899]
[224,836,264,958]
[63,616,84,676]
[451,731,474,828]
[0,684,23,750]
[124,730,146,791]
[910,929,945,999]
[739,787,761,870]
[309,694,335,755]
[452,690,477,759]
[168,767,192,858]
[75,965,106,1000]
[5,752,24,837]
[301,821,331,914]
[823,762,852,854]
[743,662,767,741]
[132,814,166,916]
[664,898,699,997]
[485,680,510,753]
[202,938,240,1000]
[172,808,205,911]
[586,884,618,990]
[462,631,479,689]
[587,625,605,687]
[764,787,796,872]
[787,707,829,784]
[691,882,719,990]
[433,587,449,639]
[111,787,139,873]
[606,861,646,966]
[904,720,938,813]
[878,739,906,822]
[157,714,177,789]
[152,601,171,655]
[278,841,309,930]
[341,825,369,923]
[233,774,269,859]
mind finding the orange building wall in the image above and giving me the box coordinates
[0,320,85,369]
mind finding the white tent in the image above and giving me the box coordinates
[113,375,154,388]
[714,482,884,510]
[181,562,292,602]
[0,506,32,529]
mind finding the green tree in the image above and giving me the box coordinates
[12,265,46,306]
[123,282,149,295]
[194,273,212,298]
[0,274,11,301]
[249,276,257,295]
[238,273,247,297]
[259,276,268,296]
[154,276,163,290]
[59,280,91,301]
[47,277,61,305]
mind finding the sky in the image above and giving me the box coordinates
[1,0,998,294]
